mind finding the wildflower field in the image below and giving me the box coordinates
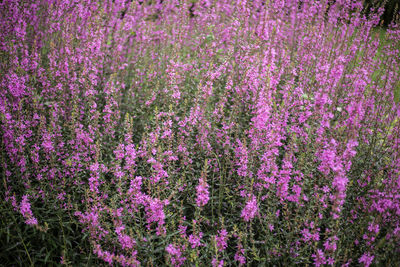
[1,0,400,266]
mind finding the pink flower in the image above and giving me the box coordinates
[145,198,166,235]
[359,252,374,267]
[196,177,209,207]
[188,232,203,248]
[241,195,258,222]
[234,247,246,265]
[212,258,224,267]
[216,229,228,251]
[312,249,326,267]
[20,195,38,225]
[166,244,186,267]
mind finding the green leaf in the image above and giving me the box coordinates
[206,34,214,42]
[394,81,400,103]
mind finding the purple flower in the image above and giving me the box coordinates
[312,249,326,267]
[212,258,224,267]
[166,244,186,267]
[196,177,209,207]
[359,253,374,267]
[216,229,228,251]
[188,232,203,248]
[241,195,258,222]
[234,248,246,265]
[145,198,166,235]
[20,195,38,225]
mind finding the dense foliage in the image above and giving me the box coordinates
[1,0,400,266]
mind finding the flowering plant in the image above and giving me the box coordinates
[1,0,400,266]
